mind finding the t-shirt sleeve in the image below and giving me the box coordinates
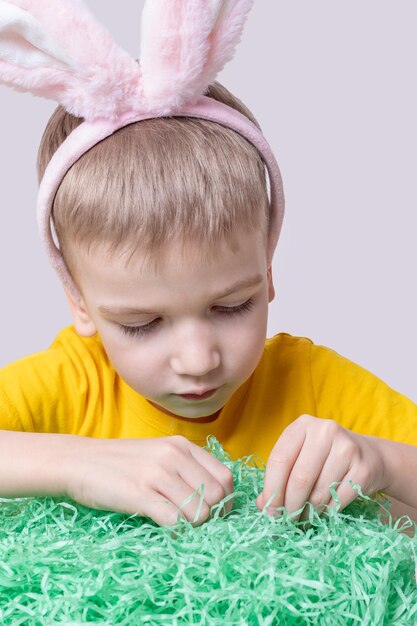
[0,344,85,434]
[309,342,417,445]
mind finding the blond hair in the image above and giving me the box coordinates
[37,82,269,274]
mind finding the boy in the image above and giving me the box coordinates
[1,81,417,527]
[1,0,416,528]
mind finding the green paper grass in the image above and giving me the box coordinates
[0,436,416,625]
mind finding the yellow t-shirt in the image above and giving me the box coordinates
[0,325,416,462]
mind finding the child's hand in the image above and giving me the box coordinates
[256,415,388,521]
[63,435,234,526]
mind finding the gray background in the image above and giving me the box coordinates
[0,1,416,402]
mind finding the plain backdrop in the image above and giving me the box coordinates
[0,1,416,402]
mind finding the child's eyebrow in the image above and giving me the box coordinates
[98,274,264,316]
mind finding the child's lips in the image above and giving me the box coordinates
[177,388,219,401]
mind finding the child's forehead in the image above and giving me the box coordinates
[69,229,268,304]
[80,229,267,275]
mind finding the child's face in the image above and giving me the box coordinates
[66,228,275,422]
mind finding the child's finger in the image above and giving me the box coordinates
[176,467,231,519]
[189,444,235,513]
[299,452,354,521]
[308,454,351,507]
[131,489,188,527]
[260,422,307,513]
[142,452,231,524]
[280,436,332,518]
[327,472,368,513]
[151,480,212,526]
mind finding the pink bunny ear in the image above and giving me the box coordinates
[140,0,254,112]
[0,0,142,121]
[199,0,254,89]
[0,0,255,120]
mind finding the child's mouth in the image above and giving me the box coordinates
[177,388,218,401]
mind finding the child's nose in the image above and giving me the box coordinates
[169,327,221,377]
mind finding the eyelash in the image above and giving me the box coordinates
[119,298,255,338]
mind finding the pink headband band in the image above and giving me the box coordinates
[1,0,285,301]
[37,96,284,299]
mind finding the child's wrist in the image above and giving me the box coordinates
[372,437,417,509]
[58,434,92,499]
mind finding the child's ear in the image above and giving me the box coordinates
[64,289,97,337]
[267,265,275,303]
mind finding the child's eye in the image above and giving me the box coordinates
[119,298,255,338]
[119,318,161,337]
[213,297,255,316]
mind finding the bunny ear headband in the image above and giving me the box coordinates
[0,0,285,301]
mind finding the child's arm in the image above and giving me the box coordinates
[0,430,234,526]
[0,429,75,497]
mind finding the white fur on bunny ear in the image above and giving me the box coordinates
[0,2,72,69]
[140,0,254,113]
[0,0,142,121]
